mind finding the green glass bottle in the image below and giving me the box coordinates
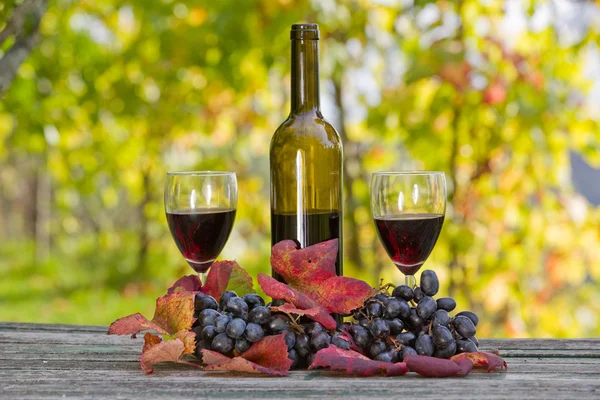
[270,24,343,281]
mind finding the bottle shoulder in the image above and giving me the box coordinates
[270,112,342,151]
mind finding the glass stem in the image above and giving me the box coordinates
[405,274,416,288]
[199,272,207,285]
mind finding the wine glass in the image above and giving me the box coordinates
[370,171,446,288]
[165,171,237,280]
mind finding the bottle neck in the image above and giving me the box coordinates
[290,39,320,114]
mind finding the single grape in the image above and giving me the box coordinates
[310,332,331,352]
[288,348,299,369]
[456,339,478,353]
[386,318,404,335]
[436,297,457,312]
[201,325,218,342]
[226,318,247,339]
[211,332,234,354]
[396,299,411,319]
[235,338,251,354]
[365,300,384,318]
[433,340,457,359]
[194,293,218,313]
[392,285,414,302]
[242,293,265,309]
[244,322,264,343]
[420,270,439,296]
[431,309,450,327]
[368,339,387,358]
[268,314,291,334]
[375,351,394,363]
[305,322,324,337]
[248,306,271,325]
[431,325,454,348]
[219,290,238,311]
[396,332,416,347]
[413,287,424,303]
[192,324,204,337]
[416,296,437,320]
[415,334,434,356]
[401,346,417,361]
[390,349,400,363]
[284,331,296,351]
[456,311,479,326]
[197,309,220,327]
[214,315,232,333]
[453,316,477,338]
[375,293,389,302]
[350,324,372,348]
[295,333,311,358]
[358,318,370,327]
[331,332,351,350]
[227,297,249,318]
[406,308,424,332]
[384,297,403,318]
[369,318,391,339]
[468,336,479,347]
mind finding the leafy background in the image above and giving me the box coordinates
[1,0,599,338]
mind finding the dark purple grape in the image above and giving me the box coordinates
[268,315,291,334]
[375,293,389,302]
[310,332,331,352]
[226,318,247,339]
[194,293,218,312]
[386,318,404,335]
[248,306,271,325]
[219,290,238,311]
[453,316,477,338]
[375,351,394,362]
[288,348,299,369]
[305,322,324,336]
[201,325,217,342]
[294,333,311,358]
[432,325,454,348]
[359,317,370,327]
[331,332,351,350]
[194,340,209,361]
[416,296,437,320]
[235,338,251,354]
[197,309,220,327]
[211,332,234,354]
[214,315,232,333]
[242,293,265,309]
[244,322,264,343]
[392,285,414,301]
[306,352,316,367]
[406,308,424,332]
[433,340,457,359]
[413,287,424,303]
[368,339,387,358]
[436,297,456,312]
[337,322,352,332]
[384,297,403,318]
[420,270,439,296]
[396,332,416,346]
[284,331,296,351]
[415,334,434,356]
[456,311,479,326]
[227,297,249,318]
[351,325,372,348]
[457,339,478,353]
[431,309,450,327]
[401,346,417,361]
[390,349,400,363]
[469,336,479,347]
[366,300,384,318]
[369,318,390,339]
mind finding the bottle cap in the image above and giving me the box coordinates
[290,23,319,40]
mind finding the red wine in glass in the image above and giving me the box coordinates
[166,208,236,273]
[374,213,444,276]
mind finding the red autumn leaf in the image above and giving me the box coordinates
[308,346,408,377]
[107,291,195,337]
[404,355,472,377]
[270,303,324,319]
[167,275,202,294]
[202,260,254,300]
[451,352,508,372]
[270,240,375,314]
[139,333,192,374]
[142,332,162,353]
[258,274,336,330]
[201,334,292,376]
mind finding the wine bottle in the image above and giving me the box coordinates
[270,24,343,281]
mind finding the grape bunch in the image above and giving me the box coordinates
[192,291,346,369]
[345,269,479,362]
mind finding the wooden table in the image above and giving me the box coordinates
[1,322,599,399]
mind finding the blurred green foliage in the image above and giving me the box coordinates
[1,0,599,337]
